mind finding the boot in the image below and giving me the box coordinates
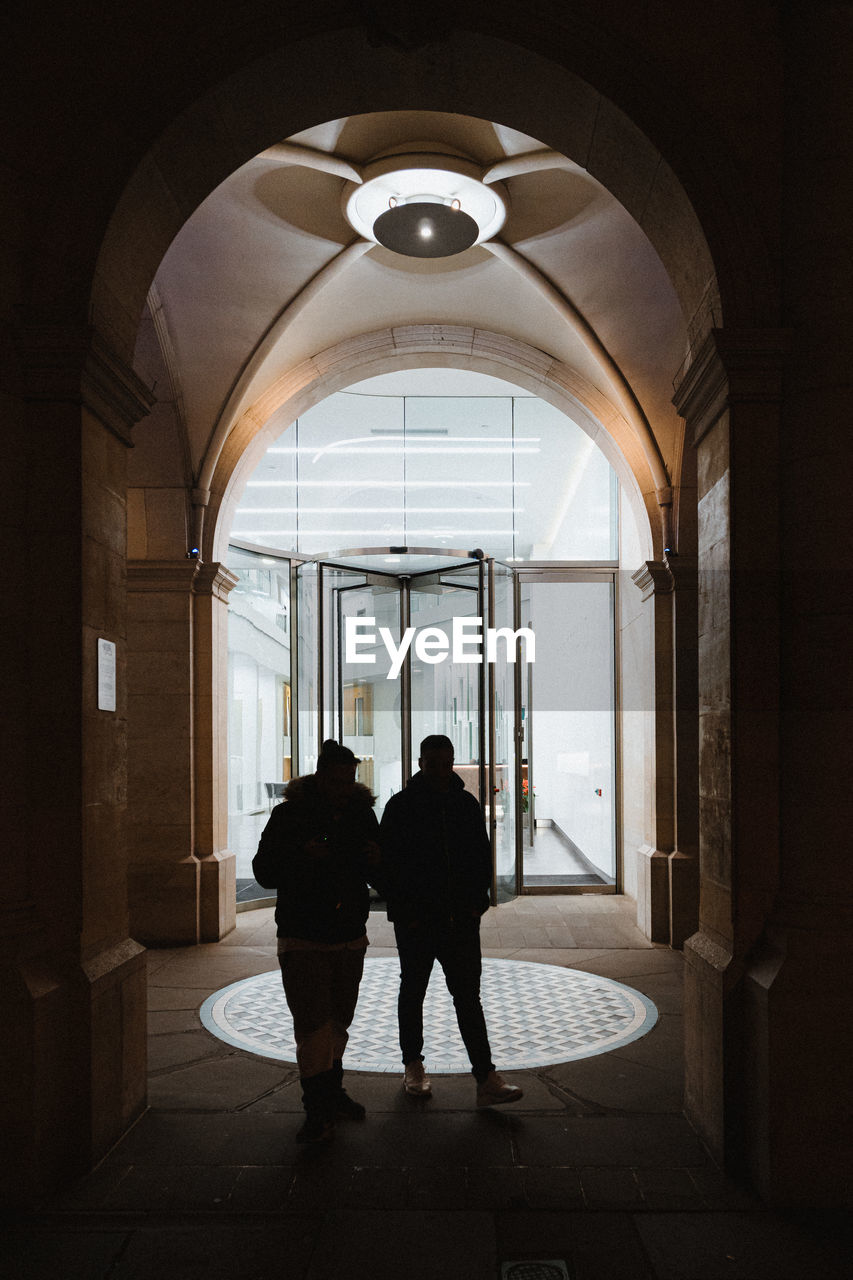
[331,1057,366,1121]
[296,1070,336,1143]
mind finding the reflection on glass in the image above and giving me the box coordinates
[334,578,402,815]
[230,383,617,564]
[409,569,482,801]
[226,546,293,895]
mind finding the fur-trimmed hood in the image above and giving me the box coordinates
[283,773,376,807]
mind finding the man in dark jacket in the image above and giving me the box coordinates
[253,740,380,1143]
[379,734,523,1107]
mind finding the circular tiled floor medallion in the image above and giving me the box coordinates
[200,958,657,1071]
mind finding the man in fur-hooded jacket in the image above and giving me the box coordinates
[253,740,380,1143]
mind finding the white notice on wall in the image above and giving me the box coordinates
[97,638,116,712]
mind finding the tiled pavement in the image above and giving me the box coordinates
[3,899,849,1279]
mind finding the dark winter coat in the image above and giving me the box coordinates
[252,774,379,943]
[378,771,492,925]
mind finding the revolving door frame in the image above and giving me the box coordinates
[228,541,620,903]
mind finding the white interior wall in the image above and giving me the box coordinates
[526,583,616,879]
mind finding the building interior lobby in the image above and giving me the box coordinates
[2,2,852,1277]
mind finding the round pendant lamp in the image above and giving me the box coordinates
[343,152,508,260]
[372,200,480,258]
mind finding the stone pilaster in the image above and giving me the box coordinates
[126,559,238,945]
[630,556,698,948]
[1,321,152,1201]
[193,563,238,942]
[673,326,790,1182]
[126,560,201,945]
[666,552,699,948]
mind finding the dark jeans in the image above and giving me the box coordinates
[394,916,494,1081]
[278,944,366,1079]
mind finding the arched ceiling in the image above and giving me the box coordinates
[139,109,688,493]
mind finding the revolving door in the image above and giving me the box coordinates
[227,541,620,904]
[294,548,519,902]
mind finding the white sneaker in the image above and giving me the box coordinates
[476,1070,523,1108]
[403,1061,432,1096]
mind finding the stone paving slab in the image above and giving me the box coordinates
[496,1211,656,1280]
[148,1053,291,1110]
[112,1220,321,1280]
[542,1051,683,1114]
[147,1030,230,1073]
[511,1115,708,1168]
[306,1209,496,1280]
[5,1206,849,1280]
[634,1210,852,1280]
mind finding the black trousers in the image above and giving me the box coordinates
[278,944,365,1079]
[394,916,494,1081]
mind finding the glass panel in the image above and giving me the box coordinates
[409,564,483,803]
[296,560,319,774]
[293,397,405,553]
[226,545,293,903]
[333,576,402,815]
[230,378,619,565]
[489,561,519,902]
[507,397,617,562]
[520,577,616,887]
[404,397,515,561]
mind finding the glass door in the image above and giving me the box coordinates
[295,558,403,812]
[408,560,484,804]
[486,558,520,902]
[334,571,403,813]
[518,571,617,891]
[297,550,496,838]
[226,542,295,904]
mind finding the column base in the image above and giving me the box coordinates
[128,855,200,946]
[741,920,853,1207]
[669,850,699,948]
[1,938,146,1204]
[199,849,237,942]
[683,929,734,1167]
[636,845,670,942]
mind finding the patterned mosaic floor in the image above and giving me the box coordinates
[200,959,658,1072]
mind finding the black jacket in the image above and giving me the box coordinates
[378,771,492,925]
[252,774,380,942]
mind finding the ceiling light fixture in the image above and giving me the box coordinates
[343,152,508,260]
[246,480,530,488]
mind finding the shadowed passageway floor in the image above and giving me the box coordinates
[4,899,848,1279]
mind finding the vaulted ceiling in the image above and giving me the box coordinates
[136,109,688,498]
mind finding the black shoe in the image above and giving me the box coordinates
[335,1089,366,1121]
[295,1114,335,1144]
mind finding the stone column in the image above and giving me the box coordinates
[1,321,153,1201]
[126,560,237,944]
[746,1,853,1206]
[673,328,789,1183]
[631,556,699,946]
[667,553,699,948]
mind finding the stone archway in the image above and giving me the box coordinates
[203,324,687,958]
[15,3,841,1210]
[204,326,660,565]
